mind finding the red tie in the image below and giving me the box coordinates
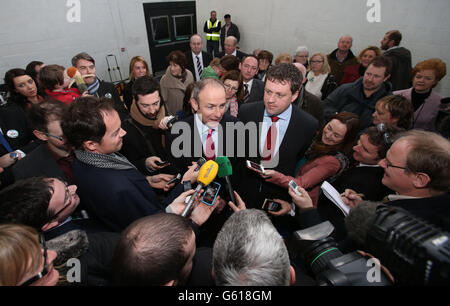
[262,116,279,161]
[205,129,216,161]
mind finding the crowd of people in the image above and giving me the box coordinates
[0,12,449,286]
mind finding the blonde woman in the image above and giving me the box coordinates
[123,56,150,110]
[305,53,338,100]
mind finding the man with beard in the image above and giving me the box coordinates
[120,76,175,175]
[12,99,75,183]
[380,30,412,91]
[323,56,392,130]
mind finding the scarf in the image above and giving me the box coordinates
[75,150,136,170]
[130,100,167,128]
[87,77,100,95]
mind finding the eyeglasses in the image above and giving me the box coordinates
[384,157,408,171]
[376,123,393,145]
[48,182,72,221]
[40,131,64,141]
[224,84,238,92]
[21,234,48,286]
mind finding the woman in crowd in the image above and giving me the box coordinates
[294,46,309,69]
[274,53,293,65]
[160,51,194,115]
[201,57,224,80]
[394,58,447,131]
[305,53,338,100]
[261,112,360,207]
[372,95,414,130]
[221,70,244,118]
[340,46,381,85]
[123,56,150,111]
[0,224,59,286]
[256,50,273,81]
[4,68,43,111]
[175,81,197,121]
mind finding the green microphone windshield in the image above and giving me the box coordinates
[215,156,233,177]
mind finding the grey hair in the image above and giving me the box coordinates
[225,36,238,46]
[295,46,308,54]
[213,209,291,286]
[71,52,95,67]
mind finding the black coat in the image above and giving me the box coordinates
[243,78,265,104]
[95,80,129,120]
[217,49,247,61]
[220,23,240,51]
[185,51,213,81]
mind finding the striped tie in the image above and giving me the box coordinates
[196,56,203,78]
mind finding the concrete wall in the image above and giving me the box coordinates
[1,0,449,96]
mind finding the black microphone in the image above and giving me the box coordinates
[345,201,382,246]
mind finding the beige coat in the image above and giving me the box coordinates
[159,66,194,115]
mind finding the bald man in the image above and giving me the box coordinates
[185,34,213,81]
[292,62,324,127]
[217,36,247,60]
[327,35,358,83]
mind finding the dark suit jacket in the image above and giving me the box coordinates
[96,80,129,121]
[293,88,324,128]
[12,143,71,182]
[237,102,318,209]
[244,78,265,104]
[217,50,247,61]
[185,51,213,81]
[220,23,240,51]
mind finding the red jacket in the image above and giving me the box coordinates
[45,88,81,106]
[340,64,361,85]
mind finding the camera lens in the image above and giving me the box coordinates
[302,237,343,276]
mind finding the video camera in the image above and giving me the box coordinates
[294,205,450,285]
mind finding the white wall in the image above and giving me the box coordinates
[1,0,449,96]
[196,0,450,96]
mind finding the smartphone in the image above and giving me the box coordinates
[166,173,181,186]
[155,160,170,166]
[261,199,282,212]
[288,180,302,196]
[246,160,265,174]
[201,181,221,206]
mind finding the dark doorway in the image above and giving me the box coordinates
[143,1,196,77]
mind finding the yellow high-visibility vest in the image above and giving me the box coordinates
[206,20,220,41]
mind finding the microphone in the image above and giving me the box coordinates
[344,201,382,246]
[181,160,219,217]
[215,156,236,205]
[194,157,207,171]
[67,66,88,94]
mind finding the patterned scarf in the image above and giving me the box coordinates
[75,150,136,170]
[87,77,100,95]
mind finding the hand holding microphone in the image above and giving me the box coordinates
[67,66,89,94]
[181,160,219,217]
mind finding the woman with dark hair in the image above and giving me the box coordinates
[221,70,244,117]
[394,58,447,131]
[256,50,273,81]
[123,56,151,111]
[25,61,45,85]
[261,112,360,206]
[160,50,194,115]
[4,68,43,110]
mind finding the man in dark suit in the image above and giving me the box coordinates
[185,34,213,82]
[12,100,74,183]
[72,52,129,120]
[237,63,318,230]
[240,55,265,104]
[220,14,240,52]
[216,36,247,61]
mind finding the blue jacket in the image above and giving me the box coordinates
[73,158,183,232]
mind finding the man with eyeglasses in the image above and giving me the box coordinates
[217,36,247,61]
[0,176,120,285]
[344,129,450,231]
[239,55,264,103]
[324,56,393,131]
[12,99,75,184]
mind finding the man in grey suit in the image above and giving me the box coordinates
[240,55,265,103]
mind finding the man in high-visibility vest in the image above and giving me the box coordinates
[203,10,221,58]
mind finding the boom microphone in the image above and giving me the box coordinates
[345,201,382,246]
[215,156,236,205]
[67,66,88,94]
[181,160,219,217]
